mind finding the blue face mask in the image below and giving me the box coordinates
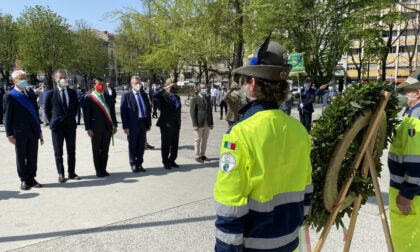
[18,80,28,89]
[200,88,208,95]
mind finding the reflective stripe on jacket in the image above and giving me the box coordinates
[214,101,313,252]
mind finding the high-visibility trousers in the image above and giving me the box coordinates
[389,187,420,252]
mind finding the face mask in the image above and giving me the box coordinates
[133,84,141,91]
[58,79,68,87]
[303,84,309,89]
[18,80,28,89]
[328,86,334,91]
[95,84,104,92]
[200,88,207,95]
[286,93,292,100]
[406,92,419,107]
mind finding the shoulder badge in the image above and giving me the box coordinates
[219,153,236,173]
[408,128,416,137]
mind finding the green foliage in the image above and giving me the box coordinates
[16,5,73,87]
[0,13,18,81]
[69,21,108,84]
[306,81,400,231]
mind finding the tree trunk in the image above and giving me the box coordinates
[45,68,54,89]
[232,0,244,83]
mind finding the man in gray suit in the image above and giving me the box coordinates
[190,83,214,163]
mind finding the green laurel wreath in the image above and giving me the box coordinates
[306,81,400,231]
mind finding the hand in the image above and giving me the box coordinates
[113,128,118,134]
[396,194,412,215]
[87,129,94,138]
[40,136,44,145]
[8,136,16,145]
[300,103,304,109]
[297,88,301,94]
[320,84,328,90]
[124,128,130,135]
[210,126,213,130]
[193,127,198,131]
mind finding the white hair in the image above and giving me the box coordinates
[131,75,141,83]
[11,70,27,80]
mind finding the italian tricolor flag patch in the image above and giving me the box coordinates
[224,141,236,150]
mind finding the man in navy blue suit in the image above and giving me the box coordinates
[4,70,44,190]
[120,76,151,173]
[45,69,80,183]
[296,81,316,132]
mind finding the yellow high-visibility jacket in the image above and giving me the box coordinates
[214,101,313,252]
[388,103,420,252]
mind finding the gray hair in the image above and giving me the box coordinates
[11,70,27,80]
[54,69,67,78]
[131,76,141,83]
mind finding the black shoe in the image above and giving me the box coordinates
[201,156,210,162]
[20,181,31,190]
[195,157,204,163]
[145,144,155,150]
[164,163,172,170]
[138,166,147,172]
[131,165,140,173]
[58,175,67,183]
[103,171,110,176]
[170,161,179,168]
[69,174,81,180]
[96,172,105,177]
[31,179,42,188]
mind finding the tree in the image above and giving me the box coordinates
[16,5,73,87]
[70,20,108,88]
[0,13,18,83]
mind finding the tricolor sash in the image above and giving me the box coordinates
[89,91,115,145]
[9,89,41,133]
[89,91,113,125]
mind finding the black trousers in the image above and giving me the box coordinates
[299,112,312,132]
[91,130,112,174]
[52,129,76,175]
[0,102,3,124]
[15,135,38,182]
[128,119,146,167]
[77,103,83,124]
[220,101,227,119]
[160,126,180,164]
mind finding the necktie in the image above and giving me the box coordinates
[61,89,68,112]
[136,92,146,118]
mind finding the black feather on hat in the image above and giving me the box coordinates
[233,33,292,82]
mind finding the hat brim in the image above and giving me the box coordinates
[397,76,420,89]
[232,65,292,82]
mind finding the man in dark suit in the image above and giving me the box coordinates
[148,83,160,118]
[120,76,151,173]
[190,83,213,163]
[296,82,316,132]
[83,77,118,177]
[4,70,44,190]
[154,78,181,170]
[76,84,85,125]
[45,69,79,183]
[0,85,5,124]
[106,81,117,105]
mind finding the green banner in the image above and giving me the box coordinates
[288,53,305,74]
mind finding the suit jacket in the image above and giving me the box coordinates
[107,87,117,104]
[120,90,152,130]
[223,92,242,122]
[154,90,181,128]
[4,89,41,138]
[297,87,315,113]
[190,94,213,128]
[45,87,78,131]
[83,92,117,134]
[316,89,339,106]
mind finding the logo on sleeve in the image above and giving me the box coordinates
[224,141,236,150]
[219,153,236,173]
[408,128,416,137]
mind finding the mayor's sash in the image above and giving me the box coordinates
[9,89,41,134]
[89,91,115,145]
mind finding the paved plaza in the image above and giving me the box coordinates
[0,98,392,251]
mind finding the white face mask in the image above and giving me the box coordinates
[58,79,68,87]
[328,86,334,91]
[133,84,141,91]
[303,84,309,89]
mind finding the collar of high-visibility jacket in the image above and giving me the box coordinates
[239,101,279,122]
